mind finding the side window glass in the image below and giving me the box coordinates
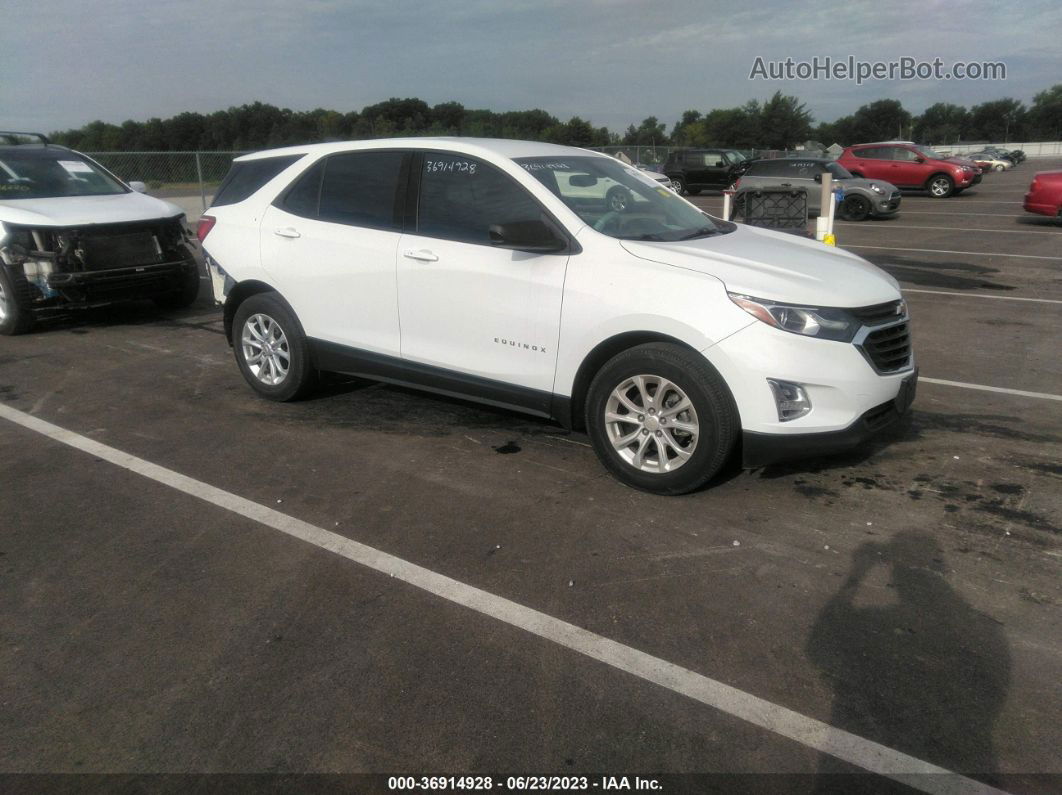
[318,151,404,230]
[418,155,542,245]
[281,159,325,218]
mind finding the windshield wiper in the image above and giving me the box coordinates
[677,226,719,240]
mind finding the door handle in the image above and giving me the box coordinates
[274,227,301,238]
[403,249,439,262]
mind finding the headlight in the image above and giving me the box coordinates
[961,166,973,173]
[868,183,885,194]
[728,293,860,342]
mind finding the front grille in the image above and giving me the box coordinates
[850,299,904,326]
[80,231,161,271]
[860,322,911,372]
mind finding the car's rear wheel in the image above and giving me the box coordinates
[994,164,1005,172]
[0,266,35,336]
[840,194,871,221]
[672,176,687,195]
[927,174,954,198]
[585,343,737,495]
[232,292,316,401]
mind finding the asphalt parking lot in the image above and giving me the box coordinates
[1,161,1060,794]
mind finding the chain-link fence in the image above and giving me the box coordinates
[85,151,248,213]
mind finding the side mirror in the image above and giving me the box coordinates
[128,181,147,193]
[489,220,566,253]
[914,157,925,164]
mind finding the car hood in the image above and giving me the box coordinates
[620,224,901,307]
[944,157,977,168]
[837,177,899,193]
[0,192,185,227]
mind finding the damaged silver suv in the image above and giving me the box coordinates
[0,132,200,335]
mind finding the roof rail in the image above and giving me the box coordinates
[0,131,50,145]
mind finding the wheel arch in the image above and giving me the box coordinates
[559,331,730,431]
[223,280,308,346]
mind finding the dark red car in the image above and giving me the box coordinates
[837,142,981,198]
[1023,171,1062,220]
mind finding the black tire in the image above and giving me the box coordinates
[671,176,687,195]
[584,343,738,495]
[840,194,871,221]
[605,186,632,213]
[0,266,36,336]
[926,173,954,198]
[232,292,316,401]
[153,264,201,309]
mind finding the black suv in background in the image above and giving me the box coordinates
[664,149,748,195]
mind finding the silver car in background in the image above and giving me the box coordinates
[735,158,901,221]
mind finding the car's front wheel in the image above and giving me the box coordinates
[927,174,955,198]
[232,292,316,401]
[840,194,871,221]
[0,266,35,336]
[585,343,738,494]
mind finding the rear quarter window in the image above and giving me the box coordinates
[211,154,304,207]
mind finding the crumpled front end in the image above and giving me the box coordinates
[0,216,197,314]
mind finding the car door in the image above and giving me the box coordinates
[396,151,569,405]
[852,147,890,181]
[890,146,928,187]
[259,150,408,355]
[702,151,732,187]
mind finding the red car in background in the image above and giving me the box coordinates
[838,142,981,198]
[1023,171,1062,220]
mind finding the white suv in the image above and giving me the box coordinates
[201,138,916,494]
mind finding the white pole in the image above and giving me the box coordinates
[722,189,733,221]
[816,172,832,241]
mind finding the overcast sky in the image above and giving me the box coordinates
[3,0,1059,135]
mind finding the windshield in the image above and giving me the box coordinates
[0,150,127,200]
[725,150,748,163]
[515,156,729,241]
[825,162,854,180]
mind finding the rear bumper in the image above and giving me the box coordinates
[1024,197,1059,217]
[743,369,917,467]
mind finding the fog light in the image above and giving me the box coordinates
[767,379,811,422]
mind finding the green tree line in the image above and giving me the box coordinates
[50,86,1062,152]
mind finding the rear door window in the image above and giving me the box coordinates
[318,151,405,230]
[212,155,304,207]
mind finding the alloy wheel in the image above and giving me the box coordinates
[241,313,290,386]
[605,374,699,473]
[0,279,7,323]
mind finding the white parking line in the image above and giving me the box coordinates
[919,378,1062,402]
[0,403,1006,795]
[903,289,1062,305]
[838,224,1061,235]
[899,212,1025,218]
[845,245,1062,261]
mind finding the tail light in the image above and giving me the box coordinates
[196,215,216,243]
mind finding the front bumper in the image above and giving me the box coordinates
[743,369,917,467]
[28,259,197,312]
[707,317,915,433]
[870,191,902,216]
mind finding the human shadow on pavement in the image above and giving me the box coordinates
[806,531,1010,793]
